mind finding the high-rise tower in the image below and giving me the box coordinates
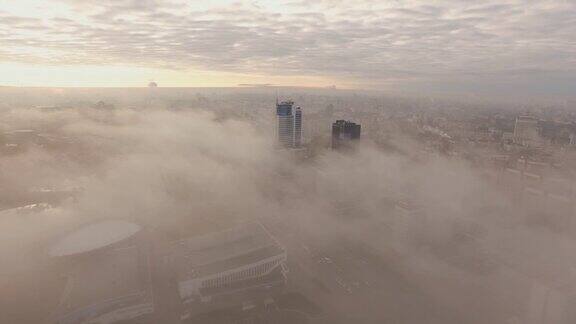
[332,120,361,150]
[276,100,302,148]
[294,106,302,147]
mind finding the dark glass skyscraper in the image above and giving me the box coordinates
[332,120,361,150]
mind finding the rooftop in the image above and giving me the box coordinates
[49,220,141,257]
[173,222,284,280]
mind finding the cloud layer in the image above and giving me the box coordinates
[1,89,575,322]
[0,0,575,94]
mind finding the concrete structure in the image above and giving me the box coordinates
[513,116,540,146]
[276,100,302,148]
[294,106,302,147]
[55,246,153,324]
[332,120,361,150]
[171,222,287,305]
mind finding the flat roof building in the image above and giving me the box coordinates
[170,222,287,305]
[513,116,540,147]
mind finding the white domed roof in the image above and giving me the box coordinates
[49,220,141,257]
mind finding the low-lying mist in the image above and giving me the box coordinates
[0,90,573,324]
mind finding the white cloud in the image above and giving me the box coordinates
[0,0,574,94]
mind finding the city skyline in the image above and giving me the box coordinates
[3,1,576,323]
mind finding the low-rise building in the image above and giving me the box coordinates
[171,222,287,307]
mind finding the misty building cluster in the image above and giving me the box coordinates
[2,87,576,324]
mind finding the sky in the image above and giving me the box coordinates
[0,0,575,96]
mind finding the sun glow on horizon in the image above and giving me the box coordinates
[0,62,347,88]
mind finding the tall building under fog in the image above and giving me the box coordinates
[276,100,302,148]
[332,120,361,150]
